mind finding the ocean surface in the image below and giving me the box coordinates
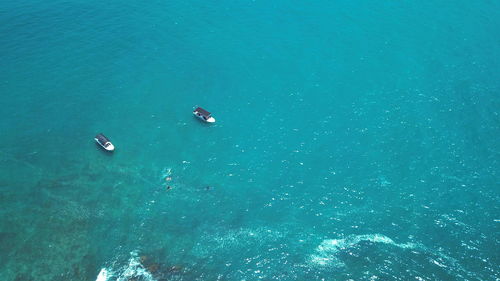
[1,1,499,280]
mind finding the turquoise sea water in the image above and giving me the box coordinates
[1,1,499,280]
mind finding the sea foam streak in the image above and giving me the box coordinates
[310,234,417,267]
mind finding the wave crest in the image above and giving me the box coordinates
[96,251,155,281]
[310,234,417,267]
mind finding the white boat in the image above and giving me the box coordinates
[95,133,115,151]
[193,107,216,123]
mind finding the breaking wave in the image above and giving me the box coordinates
[309,234,417,267]
[96,251,155,281]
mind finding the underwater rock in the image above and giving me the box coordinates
[148,263,159,273]
[136,252,184,280]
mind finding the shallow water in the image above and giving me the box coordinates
[1,1,499,280]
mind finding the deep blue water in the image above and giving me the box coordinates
[1,1,499,280]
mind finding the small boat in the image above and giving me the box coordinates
[193,107,216,123]
[95,133,115,151]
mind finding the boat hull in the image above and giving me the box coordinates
[193,112,216,123]
[95,138,115,151]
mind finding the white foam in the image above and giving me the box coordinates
[117,252,155,281]
[310,234,480,279]
[310,234,417,267]
[97,251,156,281]
[96,268,110,281]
